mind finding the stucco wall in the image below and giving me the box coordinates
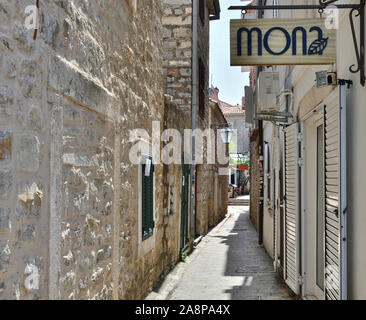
[261,0,366,299]
[249,130,260,232]
[337,8,366,300]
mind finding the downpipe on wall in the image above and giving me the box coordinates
[190,0,198,238]
[258,0,264,246]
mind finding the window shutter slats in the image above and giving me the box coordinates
[142,162,154,240]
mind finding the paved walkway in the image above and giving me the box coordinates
[152,206,296,300]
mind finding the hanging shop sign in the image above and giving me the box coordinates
[238,164,249,171]
[230,18,336,66]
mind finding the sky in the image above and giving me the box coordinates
[209,0,251,106]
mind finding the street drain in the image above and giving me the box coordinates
[232,228,248,232]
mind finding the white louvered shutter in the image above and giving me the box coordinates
[323,86,347,300]
[284,123,300,295]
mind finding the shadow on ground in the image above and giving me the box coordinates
[161,206,296,300]
[213,207,296,300]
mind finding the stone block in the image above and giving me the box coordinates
[63,153,93,167]
[3,55,16,79]
[179,68,191,77]
[63,251,74,267]
[28,104,44,132]
[96,245,112,263]
[0,207,10,230]
[12,22,34,52]
[0,245,10,273]
[0,85,13,116]
[17,225,36,242]
[0,1,10,27]
[0,281,5,294]
[70,190,89,215]
[63,106,82,123]
[16,135,41,173]
[67,167,87,189]
[0,171,12,199]
[83,214,102,246]
[0,36,14,52]
[0,131,11,161]
[173,27,191,38]
[79,253,94,272]
[40,11,59,48]
[16,182,43,218]
[18,60,41,99]
[162,16,191,26]
[48,55,118,119]
[167,68,179,77]
[91,267,104,284]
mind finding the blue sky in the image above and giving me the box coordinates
[209,0,251,105]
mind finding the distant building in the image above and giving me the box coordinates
[209,87,250,156]
[209,87,250,192]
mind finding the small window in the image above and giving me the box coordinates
[199,0,205,24]
[142,158,154,240]
[199,58,206,118]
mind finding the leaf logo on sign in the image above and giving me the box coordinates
[308,37,329,55]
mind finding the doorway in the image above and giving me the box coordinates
[180,164,190,250]
[303,110,325,300]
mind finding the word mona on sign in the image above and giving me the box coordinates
[237,26,328,57]
[230,19,336,66]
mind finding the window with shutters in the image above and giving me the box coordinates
[199,58,206,118]
[199,0,205,24]
[141,159,154,241]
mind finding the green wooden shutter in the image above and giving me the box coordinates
[180,164,190,249]
[142,161,154,240]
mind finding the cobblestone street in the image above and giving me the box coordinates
[149,206,296,300]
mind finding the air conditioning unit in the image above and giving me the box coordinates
[257,71,280,114]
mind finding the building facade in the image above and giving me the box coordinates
[247,0,366,300]
[209,86,250,192]
[162,0,225,238]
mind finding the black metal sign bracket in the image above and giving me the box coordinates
[229,0,366,86]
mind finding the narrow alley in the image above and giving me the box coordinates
[148,205,295,301]
[2,0,366,304]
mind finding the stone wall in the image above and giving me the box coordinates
[195,0,212,237]
[0,0,225,300]
[162,0,214,238]
[162,0,193,111]
[0,0,165,300]
[164,97,193,251]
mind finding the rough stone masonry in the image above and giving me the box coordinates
[0,0,226,300]
[0,0,166,300]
